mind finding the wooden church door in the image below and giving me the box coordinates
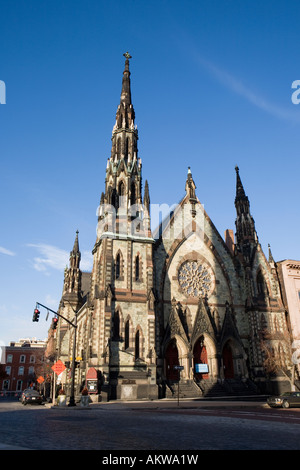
[223,342,234,378]
[165,341,179,381]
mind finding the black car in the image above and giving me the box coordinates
[267,391,300,408]
[20,389,44,406]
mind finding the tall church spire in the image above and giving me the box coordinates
[110,52,137,164]
[103,53,141,218]
[234,166,258,259]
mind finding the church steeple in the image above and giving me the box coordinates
[234,166,258,259]
[110,52,138,164]
[103,53,142,221]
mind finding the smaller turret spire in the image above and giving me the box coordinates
[268,243,275,264]
[144,180,150,213]
[70,230,81,269]
[235,166,246,200]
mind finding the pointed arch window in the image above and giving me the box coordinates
[135,330,140,360]
[125,320,130,350]
[135,255,140,281]
[118,180,125,207]
[257,270,268,298]
[116,253,121,279]
[113,310,120,340]
[130,182,136,206]
[115,251,124,280]
[117,136,121,155]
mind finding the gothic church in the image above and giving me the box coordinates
[54,54,290,400]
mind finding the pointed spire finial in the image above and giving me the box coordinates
[144,179,150,212]
[268,243,275,264]
[185,166,196,201]
[72,230,80,254]
[235,165,246,200]
[120,52,132,107]
[123,51,132,60]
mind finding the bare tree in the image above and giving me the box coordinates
[261,329,300,391]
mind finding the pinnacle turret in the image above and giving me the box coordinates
[69,230,81,269]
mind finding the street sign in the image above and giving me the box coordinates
[173,365,184,371]
[195,364,209,373]
[37,376,45,384]
[51,359,66,375]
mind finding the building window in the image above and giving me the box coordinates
[3,380,9,391]
[257,271,267,296]
[20,355,26,363]
[16,380,23,391]
[7,354,13,363]
[30,355,35,363]
[125,320,130,350]
[28,366,35,375]
[18,366,24,375]
[115,251,123,280]
[130,182,136,206]
[113,310,120,340]
[5,366,11,375]
[135,255,140,281]
[135,330,140,360]
[115,253,121,280]
[118,181,125,207]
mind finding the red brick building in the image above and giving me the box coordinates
[1,338,46,395]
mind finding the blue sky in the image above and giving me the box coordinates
[0,0,300,345]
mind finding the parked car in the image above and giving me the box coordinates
[20,388,33,402]
[20,389,44,406]
[267,391,300,408]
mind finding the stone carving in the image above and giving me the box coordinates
[178,260,213,298]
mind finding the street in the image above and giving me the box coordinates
[0,398,300,452]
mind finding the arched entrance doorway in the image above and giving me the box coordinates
[222,342,234,379]
[193,337,209,380]
[165,341,179,381]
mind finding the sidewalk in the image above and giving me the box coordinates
[46,395,269,410]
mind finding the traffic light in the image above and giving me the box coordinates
[32,308,40,322]
[51,317,58,330]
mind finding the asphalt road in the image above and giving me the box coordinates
[1,398,300,452]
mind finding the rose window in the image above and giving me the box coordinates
[178,260,213,298]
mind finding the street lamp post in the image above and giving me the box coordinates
[34,301,78,407]
[68,306,77,407]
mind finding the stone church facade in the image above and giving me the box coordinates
[54,54,291,401]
